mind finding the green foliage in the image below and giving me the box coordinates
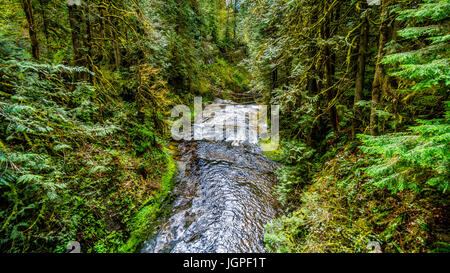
[252,0,449,254]
[360,0,450,194]
[360,107,449,193]
[265,147,447,253]
[118,148,177,253]
[396,0,450,22]
[207,57,250,97]
[384,0,450,92]
[1,0,448,254]
[0,25,171,252]
[272,140,317,206]
[1,0,246,253]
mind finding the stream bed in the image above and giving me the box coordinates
[142,100,281,253]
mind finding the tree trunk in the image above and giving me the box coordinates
[21,0,39,60]
[67,0,84,67]
[272,67,278,90]
[107,15,121,71]
[38,0,50,47]
[323,3,339,133]
[370,0,390,136]
[233,0,238,40]
[84,3,93,82]
[352,3,369,138]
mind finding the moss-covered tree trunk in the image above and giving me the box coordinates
[370,0,390,136]
[21,0,39,60]
[352,2,369,138]
[322,1,339,134]
[67,0,84,67]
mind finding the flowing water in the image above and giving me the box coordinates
[142,100,281,253]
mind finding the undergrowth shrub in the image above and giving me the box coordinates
[359,106,449,193]
[0,31,172,253]
[265,146,449,253]
[272,140,316,207]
